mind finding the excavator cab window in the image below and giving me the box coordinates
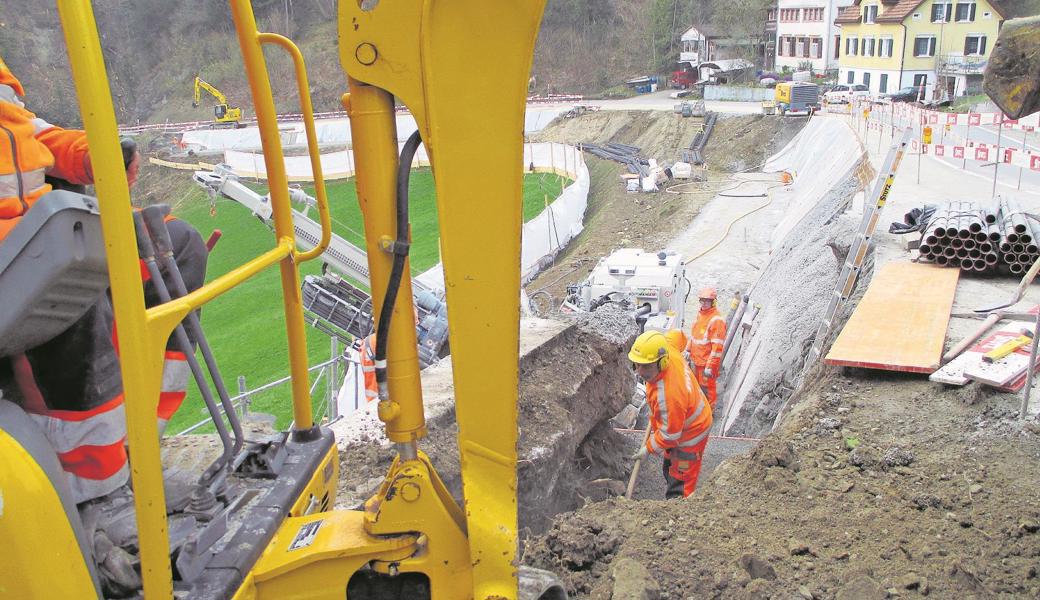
[214,104,227,119]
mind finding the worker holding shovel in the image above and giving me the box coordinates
[626,331,713,499]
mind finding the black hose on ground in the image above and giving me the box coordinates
[374,129,423,393]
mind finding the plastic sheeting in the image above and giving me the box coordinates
[414,142,590,288]
[224,142,431,181]
[182,108,566,151]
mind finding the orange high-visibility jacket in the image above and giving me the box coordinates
[644,350,712,455]
[359,335,378,402]
[0,57,91,240]
[688,306,726,371]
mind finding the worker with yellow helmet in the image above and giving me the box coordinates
[629,330,713,498]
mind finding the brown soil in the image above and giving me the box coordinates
[335,307,640,535]
[525,112,805,306]
[525,371,1040,599]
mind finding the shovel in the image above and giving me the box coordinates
[625,421,652,500]
[974,254,1040,313]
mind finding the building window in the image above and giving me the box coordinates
[863,72,871,88]
[863,5,879,23]
[866,37,876,56]
[811,38,822,58]
[932,2,952,22]
[913,74,928,90]
[955,1,976,22]
[964,34,987,55]
[804,7,824,21]
[848,70,855,84]
[780,8,802,22]
[767,8,777,21]
[880,73,889,93]
[846,36,859,56]
[835,35,841,59]
[914,36,936,57]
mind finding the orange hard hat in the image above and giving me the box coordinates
[698,287,717,300]
[663,329,687,352]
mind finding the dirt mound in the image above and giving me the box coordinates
[525,112,805,306]
[525,373,1040,598]
[336,306,639,535]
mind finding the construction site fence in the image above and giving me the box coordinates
[173,348,354,436]
[847,99,1040,173]
[119,95,581,136]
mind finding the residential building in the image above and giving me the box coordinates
[774,0,857,72]
[834,0,1006,98]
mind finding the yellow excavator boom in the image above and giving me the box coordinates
[193,74,243,124]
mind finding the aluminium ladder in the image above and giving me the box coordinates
[807,127,914,363]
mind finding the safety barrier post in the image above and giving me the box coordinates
[993,113,1005,197]
[964,116,972,170]
[1019,129,1029,190]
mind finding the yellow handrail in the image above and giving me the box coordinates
[56,1,331,595]
[230,0,316,433]
[257,31,332,262]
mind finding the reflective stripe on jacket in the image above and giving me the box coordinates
[644,350,712,455]
[0,61,90,241]
[359,335,378,401]
[688,307,726,371]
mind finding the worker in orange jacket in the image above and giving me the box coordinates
[358,334,378,403]
[629,330,712,499]
[0,58,204,504]
[687,287,726,411]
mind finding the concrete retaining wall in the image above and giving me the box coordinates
[704,86,775,102]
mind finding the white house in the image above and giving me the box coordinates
[774,0,856,72]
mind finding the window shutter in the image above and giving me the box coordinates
[964,37,971,54]
[979,36,986,55]
[970,3,976,21]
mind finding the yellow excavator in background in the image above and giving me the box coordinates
[193,75,244,126]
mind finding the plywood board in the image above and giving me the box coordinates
[825,262,960,373]
[930,320,1039,389]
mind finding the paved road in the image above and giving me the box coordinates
[582,90,763,115]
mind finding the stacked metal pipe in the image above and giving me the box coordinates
[919,201,998,271]
[918,198,1039,274]
[997,197,1040,275]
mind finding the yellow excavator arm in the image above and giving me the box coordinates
[0,1,562,599]
[193,74,244,124]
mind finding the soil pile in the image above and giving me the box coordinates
[525,373,1040,599]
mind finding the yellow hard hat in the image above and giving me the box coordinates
[628,330,670,366]
[664,329,687,352]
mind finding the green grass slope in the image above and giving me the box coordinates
[168,170,568,433]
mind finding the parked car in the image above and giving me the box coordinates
[879,86,923,103]
[823,84,871,104]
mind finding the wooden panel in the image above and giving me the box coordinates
[825,262,960,373]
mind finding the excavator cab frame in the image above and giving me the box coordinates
[0,0,563,598]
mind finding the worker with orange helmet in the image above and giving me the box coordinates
[358,307,421,403]
[688,287,726,411]
[628,330,712,498]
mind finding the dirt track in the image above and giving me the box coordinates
[525,368,1040,599]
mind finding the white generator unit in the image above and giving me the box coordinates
[564,248,690,331]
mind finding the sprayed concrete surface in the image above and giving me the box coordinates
[334,307,639,535]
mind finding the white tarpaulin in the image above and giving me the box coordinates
[182,109,565,152]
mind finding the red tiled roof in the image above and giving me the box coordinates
[835,1,864,24]
[876,0,928,22]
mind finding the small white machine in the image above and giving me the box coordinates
[563,248,690,331]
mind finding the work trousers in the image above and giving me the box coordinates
[693,364,718,412]
[662,435,710,499]
[0,217,207,503]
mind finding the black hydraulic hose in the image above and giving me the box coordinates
[374,129,423,395]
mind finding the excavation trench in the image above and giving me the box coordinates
[333,306,639,535]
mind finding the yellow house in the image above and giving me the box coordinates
[835,0,1006,98]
